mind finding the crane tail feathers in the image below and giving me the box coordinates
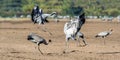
[44,19,49,23]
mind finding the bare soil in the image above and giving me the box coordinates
[0,19,120,60]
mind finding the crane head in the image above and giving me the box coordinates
[109,29,113,31]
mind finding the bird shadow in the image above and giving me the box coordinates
[97,52,120,54]
[37,52,62,56]
[62,50,80,55]
[41,50,80,56]
[77,44,88,47]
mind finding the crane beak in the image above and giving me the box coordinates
[110,29,113,31]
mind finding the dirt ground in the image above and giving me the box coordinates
[0,19,120,60]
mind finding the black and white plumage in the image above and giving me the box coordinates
[41,12,57,23]
[27,33,51,54]
[31,9,56,24]
[63,13,86,52]
[31,5,44,24]
[64,13,85,38]
[95,29,113,38]
[31,7,56,35]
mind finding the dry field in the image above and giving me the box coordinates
[0,19,120,60]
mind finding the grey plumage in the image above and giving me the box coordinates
[95,29,113,38]
[33,12,57,24]
[64,13,85,41]
[95,29,113,45]
[63,13,86,53]
[27,33,51,54]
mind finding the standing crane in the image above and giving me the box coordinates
[33,12,57,24]
[31,5,57,25]
[27,33,51,55]
[95,29,113,38]
[95,29,113,45]
[31,6,56,35]
[63,13,86,53]
[31,5,44,24]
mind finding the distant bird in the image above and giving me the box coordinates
[32,12,57,24]
[31,5,44,24]
[64,13,86,52]
[27,33,51,55]
[95,29,113,38]
[31,6,55,36]
[42,12,57,22]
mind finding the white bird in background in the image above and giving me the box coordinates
[95,29,113,38]
[27,33,51,55]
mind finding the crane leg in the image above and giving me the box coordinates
[82,38,87,46]
[63,40,69,53]
[80,35,87,46]
[76,38,80,47]
[42,25,52,35]
[37,45,43,55]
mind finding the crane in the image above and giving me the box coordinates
[27,33,51,55]
[63,13,86,53]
